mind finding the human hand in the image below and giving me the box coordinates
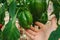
[25,17,57,40]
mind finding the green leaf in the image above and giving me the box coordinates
[3,1,20,40]
[7,0,16,5]
[3,20,20,40]
[9,1,16,18]
[0,30,3,40]
[0,0,6,3]
[39,12,48,24]
[0,3,5,25]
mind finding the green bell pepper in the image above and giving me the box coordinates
[18,10,33,29]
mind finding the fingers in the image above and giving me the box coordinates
[26,29,36,36]
[25,25,39,39]
[25,22,45,39]
[51,17,57,27]
[25,31,34,39]
[35,22,45,28]
[50,16,57,31]
[30,26,39,32]
[48,14,55,21]
[26,25,39,36]
[51,17,57,23]
[51,16,57,25]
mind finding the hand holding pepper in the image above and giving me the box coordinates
[25,16,57,40]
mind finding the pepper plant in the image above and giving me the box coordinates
[0,0,60,40]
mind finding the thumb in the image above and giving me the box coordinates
[51,17,57,31]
